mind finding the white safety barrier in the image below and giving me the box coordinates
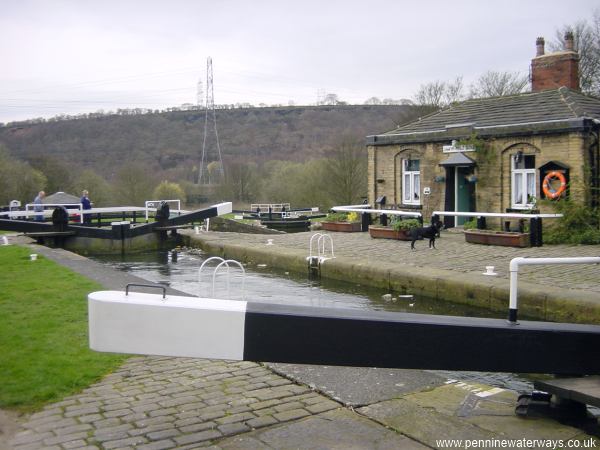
[433,210,562,219]
[508,256,600,323]
[333,204,421,218]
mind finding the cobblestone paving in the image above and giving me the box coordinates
[191,230,600,293]
[10,357,340,450]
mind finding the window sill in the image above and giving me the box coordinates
[400,204,423,210]
[506,207,540,214]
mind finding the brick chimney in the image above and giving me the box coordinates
[531,32,580,92]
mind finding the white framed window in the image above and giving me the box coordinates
[511,154,536,208]
[402,159,421,205]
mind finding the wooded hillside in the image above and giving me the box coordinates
[0,105,423,181]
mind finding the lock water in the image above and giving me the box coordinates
[91,248,549,394]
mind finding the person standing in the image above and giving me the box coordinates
[33,191,45,222]
[81,190,92,224]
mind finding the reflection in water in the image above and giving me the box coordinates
[91,249,538,394]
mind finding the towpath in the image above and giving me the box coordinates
[4,233,599,449]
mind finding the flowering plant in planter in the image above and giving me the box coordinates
[322,210,362,232]
[324,212,349,222]
[369,217,419,240]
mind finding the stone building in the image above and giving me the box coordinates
[367,33,600,228]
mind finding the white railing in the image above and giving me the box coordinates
[433,211,562,219]
[332,204,422,218]
[508,256,600,323]
[21,203,85,223]
[1,205,150,222]
[198,257,246,300]
[250,203,291,214]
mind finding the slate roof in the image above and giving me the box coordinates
[44,191,81,205]
[368,87,600,145]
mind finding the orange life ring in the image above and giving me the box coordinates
[542,171,566,199]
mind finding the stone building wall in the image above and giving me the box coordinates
[368,130,588,226]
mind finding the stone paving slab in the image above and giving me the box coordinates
[209,409,429,449]
[267,364,446,407]
[358,380,600,448]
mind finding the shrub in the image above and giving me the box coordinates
[325,212,349,222]
[392,218,420,231]
[153,181,187,205]
[463,218,477,230]
[543,199,600,245]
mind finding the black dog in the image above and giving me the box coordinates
[410,221,443,250]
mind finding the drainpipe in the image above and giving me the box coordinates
[509,257,600,324]
[592,119,600,208]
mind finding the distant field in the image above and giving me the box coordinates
[0,245,127,412]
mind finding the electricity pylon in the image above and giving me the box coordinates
[197,57,225,185]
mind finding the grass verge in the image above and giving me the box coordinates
[0,245,127,412]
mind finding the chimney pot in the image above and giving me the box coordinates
[531,32,579,92]
[536,37,545,56]
[564,31,574,51]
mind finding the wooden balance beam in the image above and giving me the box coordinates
[89,290,600,376]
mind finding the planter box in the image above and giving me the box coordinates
[321,221,362,232]
[368,226,411,240]
[464,229,530,248]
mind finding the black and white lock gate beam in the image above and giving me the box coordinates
[89,291,600,375]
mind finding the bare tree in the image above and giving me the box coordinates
[73,169,111,207]
[114,163,156,206]
[323,137,367,205]
[321,93,346,106]
[445,76,465,105]
[221,160,259,202]
[414,80,447,108]
[469,71,529,98]
[413,77,465,108]
[364,97,382,105]
[550,10,600,95]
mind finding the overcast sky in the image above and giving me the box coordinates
[0,0,597,123]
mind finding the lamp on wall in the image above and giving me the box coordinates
[515,150,523,164]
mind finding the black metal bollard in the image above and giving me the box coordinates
[155,201,170,227]
[476,216,487,229]
[380,214,388,227]
[530,217,543,247]
[361,212,372,232]
[52,206,69,232]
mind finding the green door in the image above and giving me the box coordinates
[456,167,471,226]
